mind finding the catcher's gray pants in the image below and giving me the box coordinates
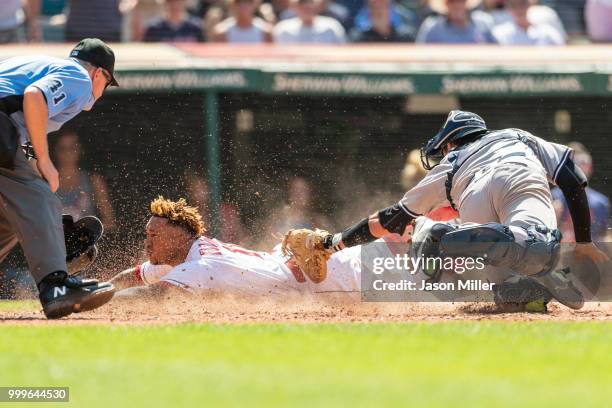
[447,163,559,281]
[457,163,557,241]
[0,149,66,284]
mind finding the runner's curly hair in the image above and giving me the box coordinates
[150,196,206,236]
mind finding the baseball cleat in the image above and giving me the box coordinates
[493,275,552,313]
[524,300,548,313]
[533,267,584,310]
[493,299,548,313]
[39,272,115,319]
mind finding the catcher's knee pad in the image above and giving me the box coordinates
[440,222,515,259]
[439,223,560,276]
[519,225,561,277]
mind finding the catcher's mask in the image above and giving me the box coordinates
[421,110,488,170]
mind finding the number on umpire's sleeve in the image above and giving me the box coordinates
[53,93,66,105]
[49,79,63,93]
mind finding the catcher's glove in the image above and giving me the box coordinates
[63,215,104,275]
[281,228,332,283]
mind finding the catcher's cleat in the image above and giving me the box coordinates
[39,272,115,319]
[524,300,548,313]
[493,275,552,313]
[281,228,332,283]
[63,215,104,275]
[533,267,584,310]
[410,217,455,282]
[493,299,549,313]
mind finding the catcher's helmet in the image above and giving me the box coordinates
[421,110,488,170]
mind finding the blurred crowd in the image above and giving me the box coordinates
[1,0,611,46]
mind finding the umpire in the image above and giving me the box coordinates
[0,38,118,318]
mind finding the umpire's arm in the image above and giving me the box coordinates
[23,86,59,191]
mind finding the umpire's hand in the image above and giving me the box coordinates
[37,157,59,192]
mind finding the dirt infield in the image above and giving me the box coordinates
[2,296,612,325]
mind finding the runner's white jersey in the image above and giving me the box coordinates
[302,245,362,295]
[156,237,306,295]
[136,237,364,296]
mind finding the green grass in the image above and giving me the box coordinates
[1,321,612,407]
[0,300,38,312]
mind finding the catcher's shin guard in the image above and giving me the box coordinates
[439,223,561,277]
[438,223,583,309]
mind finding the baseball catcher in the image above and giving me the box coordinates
[283,110,609,311]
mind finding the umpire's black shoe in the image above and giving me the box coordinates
[39,272,115,319]
[533,267,584,310]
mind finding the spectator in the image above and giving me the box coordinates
[399,148,458,222]
[400,149,428,191]
[338,0,372,20]
[128,0,165,41]
[416,0,496,43]
[23,0,44,42]
[54,132,116,231]
[350,0,418,42]
[202,1,229,39]
[264,0,295,21]
[144,0,204,41]
[192,0,225,18]
[320,0,352,27]
[262,0,350,25]
[585,0,612,42]
[263,176,332,248]
[202,0,276,38]
[65,0,132,42]
[552,142,611,242]
[30,0,69,42]
[212,0,273,42]
[273,0,346,43]
[492,0,565,44]
[185,173,245,243]
[483,0,565,37]
[547,0,586,37]
[0,0,25,44]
